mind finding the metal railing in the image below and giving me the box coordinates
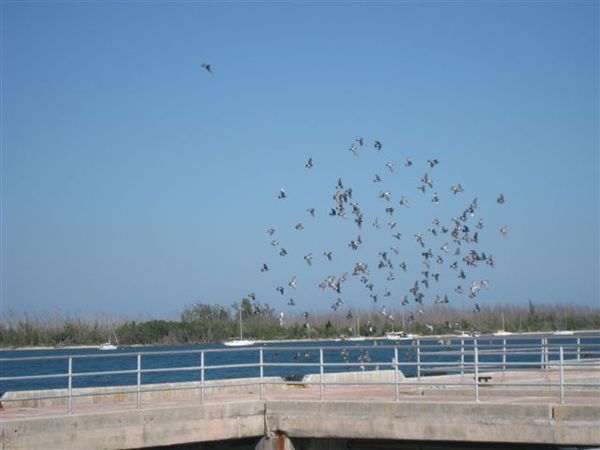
[1,333,599,416]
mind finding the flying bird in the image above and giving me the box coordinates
[201,63,212,74]
[305,158,314,169]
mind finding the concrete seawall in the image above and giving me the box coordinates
[3,400,599,449]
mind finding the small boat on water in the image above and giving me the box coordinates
[493,330,512,337]
[553,330,574,336]
[346,313,366,341]
[98,341,118,351]
[223,339,255,347]
[493,313,512,337]
[385,332,416,341]
[98,326,119,350]
[223,305,255,347]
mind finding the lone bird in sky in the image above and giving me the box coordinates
[201,63,212,74]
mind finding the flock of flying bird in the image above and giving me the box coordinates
[200,56,508,336]
[247,137,509,336]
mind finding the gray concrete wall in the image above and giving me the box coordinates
[303,369,404,385]
[1,376,284,409]
[2,400,599,449]
[1,400,265,450]
[266,401,600,447]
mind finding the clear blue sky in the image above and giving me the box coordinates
[2,1,598,319]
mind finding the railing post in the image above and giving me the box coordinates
[559,346,565,404]
[474,339,479,403]
[200,351,205,403]
[460,339,465,384]
[540,337,545,371]
[136,353,142,410]
[394,347,399,402]
[502,339,507,377]
[67,357,73,415]
[543,337,549,387]
[576,337,581,369]
[319,348,324,401]
[259,348,264,400]
[416,338,421,393]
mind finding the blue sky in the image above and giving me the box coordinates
[2,1,598,318]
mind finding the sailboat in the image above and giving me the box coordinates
[347,313,366,341]
[386,309,415,340]
[98,327,119,350]
[493,312,512,337]
[223,306,255,347]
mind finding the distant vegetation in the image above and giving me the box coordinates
[1,300,599,348]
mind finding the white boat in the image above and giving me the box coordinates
[223,339,255,347]
[346,313,366,341]
[223,305,255,347]
[98,342,118,351]
[493,313,512,336]
[386,332,416,341]
[98,326,119,350]
[493,330,512,337]
[553,330,574,336]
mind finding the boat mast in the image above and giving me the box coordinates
[401,308,405,332]
[239,306,243,340]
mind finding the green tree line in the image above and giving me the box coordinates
[1,300,599,348]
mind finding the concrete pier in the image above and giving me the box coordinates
[2,369,599,449]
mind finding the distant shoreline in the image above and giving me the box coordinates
[2,329,598,351]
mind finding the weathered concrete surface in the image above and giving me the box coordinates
[2,368,599,449]
[1,376,286,410]
[1,400,265,450]
[255,433,296,450]
[303,369,404,385]
[2,399,599,449]
[266,401,600,447]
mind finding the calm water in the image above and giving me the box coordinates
[1,333,598,394]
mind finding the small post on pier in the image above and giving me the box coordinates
[559,346,565,404]
[460,339,465,384]
[474,341,480,403]
[502,339,507,377]
[200,351,205,403]
[67,357,73,415]
[259,348,264,400]
[540,337,545,373]
[416,339,421,394]
[576,337,581,370]
[394,346,399,402]
[319,348,324,401]
[543,337,549,387]
[136,353,142,410]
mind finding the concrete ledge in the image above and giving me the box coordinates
[266,400,600,447]
[303,369,404,385]
[1,370,406,409]
[0,400,265,450]
[1,376,284,409]
[2,400,599,449]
